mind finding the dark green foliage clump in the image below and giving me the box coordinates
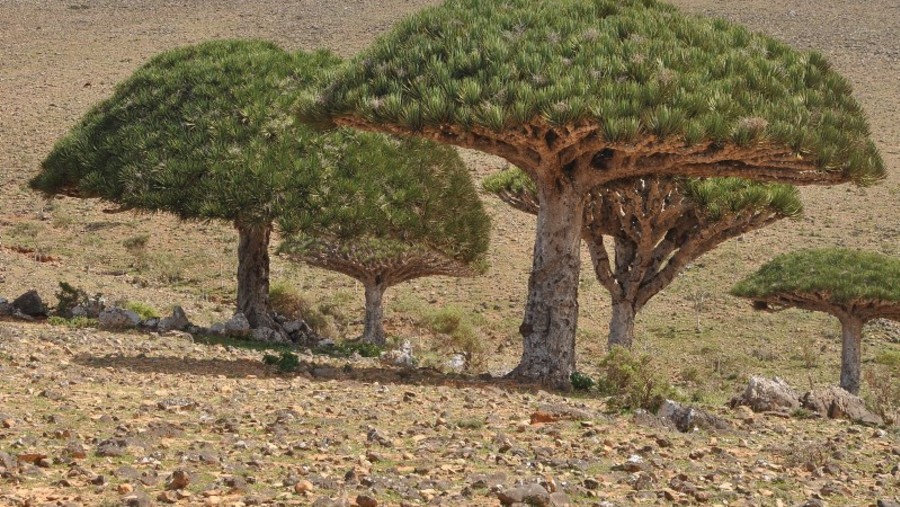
[597,347,676,412]
[262,351,302,372]
[570,371,596,391]
[54,281,102,318]
[32,39,339,226]
[303,0,883,182]
[279,134,490,266]
[731,249,900,304]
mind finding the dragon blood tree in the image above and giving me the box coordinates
[299,0,884,386]
[732,249,900,395]
[30,40,345,332]
[484,167,802,349]
[279,134,490,345]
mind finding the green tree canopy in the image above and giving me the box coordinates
[298,0,885,386]
[280,134,490,344]
[30,39,341,331]
[485,168,802,348]
[732,249,900,394]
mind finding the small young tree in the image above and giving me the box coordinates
[300,0,884,385]
[732,249,900,395]
[485,167,802,348]
[279,135,490,345]
[30,40,339,331]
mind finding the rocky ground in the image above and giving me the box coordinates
[0,325,897,507]
[1,0,899,506]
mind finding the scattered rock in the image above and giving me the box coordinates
[730,376,800,413]
[382,340,416,367]
[657,399,730,432]
[294,480,314,494]
[158,306,191,332]
[157,397,198,411]
[355,494,377,507]
[210,312,251,337]
[123,492,151,507]
[98,307,141,329]
[96,439,128,457]
[166,469,190,490]
[497,483,550,506]
[12,290,47,317]
[251,326,288,343]
[446,353,466,372]
[801,386,884,425]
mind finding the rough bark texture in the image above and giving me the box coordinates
[508,181,584,388]
[499,177,786,350]
[362,281,387,345]
[839,315,864,395]
[608,300,637,349]
[236,223,276,329]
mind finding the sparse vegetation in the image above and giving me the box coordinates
[422,306,487,371]
[262,351,301,372]
[596,347,677,412]
[123,301,159,321]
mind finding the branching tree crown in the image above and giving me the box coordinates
[302,0,884,185]
[279,134,490,344]
[732,249,900,394]
[32,39,338,225]
[30,40,341,330]
[485,167,803,348]
[298,0,884,386]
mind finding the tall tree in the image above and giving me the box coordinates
[484,167,802,348]
[300,0,884,386]
[279,134,490,345]
[732,249,900,395]
[30,39,339,331]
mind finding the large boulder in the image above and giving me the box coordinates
[730,376,800,413]
[12,290,47,317]
[251,327,289,344]
[801,386,884,426]
[0,297,12,316]
[210,312,251,337]
[98,307,141,329]
[158,306,190,333]
[657,399,731,433]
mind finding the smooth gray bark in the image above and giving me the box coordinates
[608,300,637,349]
[236,223,276,330]
[838,315,864,395]
[508,182,584,388]
[362,280,387,345]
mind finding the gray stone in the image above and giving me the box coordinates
[383,340,416,367]
[730,376,800,413]
[12,290,47,317]
[446,354,466,372]
[877,500,900,507]
[658,399,731,433]
[98,307,141,328]
[802,386,884,426]
[251,327,288,343]
[210,312,251,337]
[497,483,550,506]
[158,306,190,332]
[0,301,14,316]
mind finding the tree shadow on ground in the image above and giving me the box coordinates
[72,353,545,395]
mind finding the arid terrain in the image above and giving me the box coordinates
[0,0,898,506]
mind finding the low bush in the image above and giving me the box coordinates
[124,301,159,320]
[262,351,301,373]
[597,347,676,412]
[423,305,486,371]
[570,371,596,391]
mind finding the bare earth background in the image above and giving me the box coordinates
[0,1,898,506]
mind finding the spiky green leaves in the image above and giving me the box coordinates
[485,167,801,221]
[732,249,900,304]
[279,134,490,268]
[32,40,341,226]
[302,0,884,183]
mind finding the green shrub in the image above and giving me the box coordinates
[47,316,98,329]
[54,281,101,318]
[570,371,596,391]
[874,349,900,368]
[262,351,301,373]
[124,301,159,320]
[597,347,676,412]
[423,306,486,371]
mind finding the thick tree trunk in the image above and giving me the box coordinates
[838,315,864,395]
[508,182,584,388]
[236,223,276,329]
[608,299,637,349]
[362,280,387,345]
